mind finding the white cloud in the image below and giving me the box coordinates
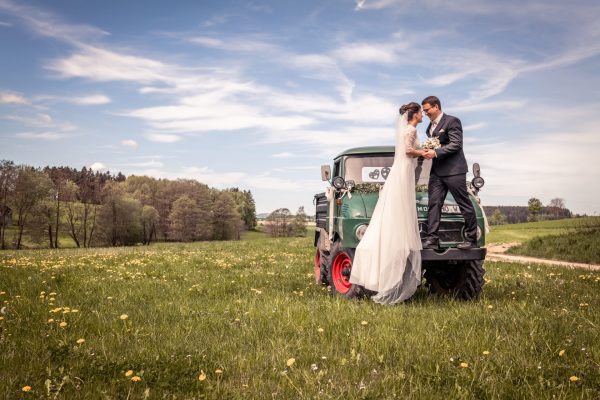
[121,139,138,148]
[145,133,182,143]
[89,162,107,171]
[333,42,398,64]
[15,131,68,140]
[0,0,108,44]
[0,91,28,104]
[70,94,111,105]
[0,20,12,27]
[272,152,295,158]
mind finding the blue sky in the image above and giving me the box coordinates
[1,0,599,215]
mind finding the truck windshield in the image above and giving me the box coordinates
[344,155,394,183]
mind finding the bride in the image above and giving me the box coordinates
[349,102,425,304]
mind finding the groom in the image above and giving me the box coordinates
[420,96,478,250]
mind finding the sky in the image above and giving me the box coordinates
[1,0,599,215]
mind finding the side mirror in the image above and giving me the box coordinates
[321,165,331,181]
[473,163,481,178]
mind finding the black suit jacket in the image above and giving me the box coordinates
[426,113,468,177]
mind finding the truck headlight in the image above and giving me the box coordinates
[356,224,368,240]
[471,176,485,189]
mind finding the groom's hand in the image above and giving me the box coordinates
[423,150,435,159]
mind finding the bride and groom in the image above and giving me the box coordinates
[349,96,479,305]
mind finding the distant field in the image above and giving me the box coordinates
[1,234,599,398]
[486,217,600,244]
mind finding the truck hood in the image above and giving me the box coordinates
[342,191,462,219]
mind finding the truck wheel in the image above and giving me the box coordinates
[326,241,366,299]
[424,260,485,300]
[315,248,329,285]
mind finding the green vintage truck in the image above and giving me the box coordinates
[314,146,487,300]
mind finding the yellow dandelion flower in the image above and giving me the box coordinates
[317,327,324,333]
[120,314,128,320]
[76,338,85,344]
[286,358,296,367]
[0,316,4,321]
[59,322,67,328]
[215,369,223,375]
[47,319,54,323]
[131,376,142,382]
[198,370,207,381]
[487,305,493,309]
[361,321,368,326]
[125,370,134,377]
[482,351,490,355]
[569,375,579,382]
[459,362,469,368]
[71,309,79,313]
[559,350,565,357]
[22,386,32,392]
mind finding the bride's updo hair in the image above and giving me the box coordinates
[399,102,421,121]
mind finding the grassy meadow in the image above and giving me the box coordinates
[1,231,600,399]
[487,217,600,264]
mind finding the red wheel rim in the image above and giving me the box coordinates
[332,252,352,294]
[314,249,321,284]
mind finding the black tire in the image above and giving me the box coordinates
[315,248,329,286]
[325,241,367,299]
[424,260,485,300]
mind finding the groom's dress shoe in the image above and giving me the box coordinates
[422,240,439,250]
[457,241,477,250]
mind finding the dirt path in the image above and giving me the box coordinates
[486,243,600,271]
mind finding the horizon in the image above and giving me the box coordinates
[1,0,598,215]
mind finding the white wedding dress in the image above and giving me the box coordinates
[349,114,422,304]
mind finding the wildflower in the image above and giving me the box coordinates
[287,358,296,367]
[125,370,134,377]
[22,386,32,392]
[482,351,490,355]
[0,317,3,321]
[131,376,142,382]
[487,305,493,309]
[361,321,368,326]
[198,371,207,381]
[47,319,54,323]
[59,322,67,328]
[76,338,85,344]
[215,369,223,375]
[317,327,324,333]
[559,350,565,357]
[459,362,469,368]
[569,375,579,382]
[120,314,128,320]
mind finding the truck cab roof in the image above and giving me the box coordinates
[335,146,395,159]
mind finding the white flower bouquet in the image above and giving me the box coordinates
[419,137,441,150]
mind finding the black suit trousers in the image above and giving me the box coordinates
[426,172,478,243]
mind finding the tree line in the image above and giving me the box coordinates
[485,197,572,225]
[0,160,256,249]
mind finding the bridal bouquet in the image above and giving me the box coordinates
[419,137,441,150]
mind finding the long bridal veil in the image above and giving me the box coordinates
[350,113,422,304]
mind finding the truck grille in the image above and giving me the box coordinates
[419,220,464,243]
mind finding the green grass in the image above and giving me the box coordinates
[486,217,600,244]
[1,236,599,399]
[486,217,600,264]
[506,229,600,264]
